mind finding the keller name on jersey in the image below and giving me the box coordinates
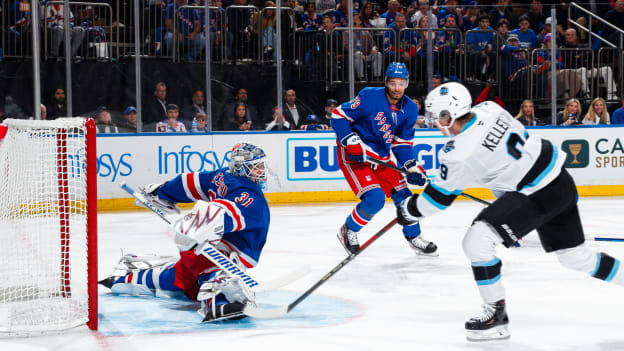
[481,117,510,152]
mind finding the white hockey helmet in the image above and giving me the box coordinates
[424,82,472,135]
[228,142,268,191]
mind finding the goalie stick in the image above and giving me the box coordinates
[120,182,309,292]
[243,217,399,319]
[367,158,492,206]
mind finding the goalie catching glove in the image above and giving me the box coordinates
[402,159,427,186]
[172,201,225,252]
[136,183,181,214]
[340,132,369,163]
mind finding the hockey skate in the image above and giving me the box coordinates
[337,223,360,254]
[465,300,510,341]
[406,236,438,256]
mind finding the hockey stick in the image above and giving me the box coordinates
[243,217,399,319]
[120,182,309,292]
[367,158,492,206]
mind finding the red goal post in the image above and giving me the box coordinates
[0,118,97,333]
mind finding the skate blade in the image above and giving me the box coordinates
[466,325,510,341]
[202,311,246,323]
[411,248,439,257]
[336,232,358,255]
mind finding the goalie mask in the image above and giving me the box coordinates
[424,82,472,136]
[228,143,268,191]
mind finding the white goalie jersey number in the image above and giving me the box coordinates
[173,201,225,251]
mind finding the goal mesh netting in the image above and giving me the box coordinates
[0,118,97,334]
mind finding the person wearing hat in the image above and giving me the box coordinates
[500,33,528,82]
[300,114,329,131]
[156,104,187,132]
[323,98,338,126]
[119,106,138,133]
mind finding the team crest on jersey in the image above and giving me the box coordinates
[350,96,361,109]
[443,140,455,153]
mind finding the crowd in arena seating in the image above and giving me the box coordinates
[1,0,624,129]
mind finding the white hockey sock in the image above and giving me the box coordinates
[556,245,624,285]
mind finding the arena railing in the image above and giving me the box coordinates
[330,27,393,85]
[172,5,226,63]
[295,30,328,83]
[255,7,296,64]
[224,5,259,63]
[43,1,113,61]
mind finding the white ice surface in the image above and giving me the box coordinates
[3,197,624,351]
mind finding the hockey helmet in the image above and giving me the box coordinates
[424,82,472,135]
[228,143,267,190]
[385,62,409,88]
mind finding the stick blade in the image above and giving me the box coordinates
[243,304,289,319]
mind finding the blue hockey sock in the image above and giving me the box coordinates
[345,188,385,232]
[390,188,422,238]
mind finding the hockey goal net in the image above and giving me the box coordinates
[0,118,97,333]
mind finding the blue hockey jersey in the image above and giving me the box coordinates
[331,87,418,166]
[156,169,270,268]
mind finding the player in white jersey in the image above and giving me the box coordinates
[397,82,624,341]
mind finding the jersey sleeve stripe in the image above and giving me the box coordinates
[429,182,463,196]
[182,173,203,200]
[423,185,458,209]
[192,172,209,200]
[220,240,257,268]
[212,199,246,231]
[332,106,353,122]
[516,139,556,191]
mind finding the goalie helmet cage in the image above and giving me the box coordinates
[0,118,97,334]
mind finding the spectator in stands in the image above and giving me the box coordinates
[6,0,33,56]
[359,1,380,28]
[316,0,336,15]
[265,107,291,130]
[223,102,252,131]
[3,96,25,119]
[301,114,329,130]
[156,104,188,132]
[323,98,338,125]
[582,97,610,125]
[381,0,400,27]
[500,34,528,82]
[283,89,313,129]
[46,87,67,120]
[510,15,536,49]
[527,0,546,34]
[165,0,206,62]
[461,1,479,32]
[514,99,542,126]
[302,2,323,31]
[466,14,494,81]
[95,109,119,133]
[556,98,582,126]
[537,33,581,100]
[414,16,440,80]
[182,90,207,125]
[144,82,168,125]
[437,0,463,29]
[384,13,416,65]
[45,2,86,58]
[412,97,428,128]
[602,0,624,45]
[489,0,513,31]
[41,104,47,120]
[437,14,463,74]
[561,29,618,101]
[344,13,382,81]
[225,0,252,61]
[190,113,210,132]
[612,96,624,124]
[493,18,510,48]
[251,1,277,59]
[536,16,563,45]
[280,0,303,55]
[411,0,438,29]
[118,106,138,133]
[222,88,261,129]
[204,0,225,55]
[332,0,349,28]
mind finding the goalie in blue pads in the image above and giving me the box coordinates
[100,143,271,322]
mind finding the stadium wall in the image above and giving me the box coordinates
[96,126,624,211]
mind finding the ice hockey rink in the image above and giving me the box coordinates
[3,197,624,351]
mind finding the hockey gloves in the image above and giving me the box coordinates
[402,159,427,186]
[341,132,368,163]
[397,196,423,226]
[137,183,181,215]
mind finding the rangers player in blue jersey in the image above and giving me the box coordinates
[331,62,437,256]
[99,143,270,322]
[398,82,624,341]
